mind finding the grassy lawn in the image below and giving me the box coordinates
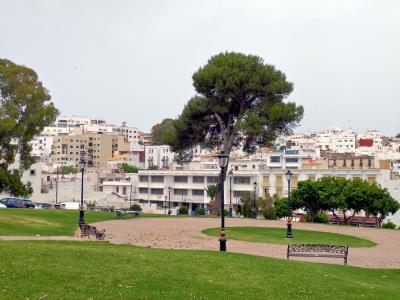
[0,209,129,236]
[203,227,376,247]
[0,241,398,300]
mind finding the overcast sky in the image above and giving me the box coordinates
[1,0,399,135]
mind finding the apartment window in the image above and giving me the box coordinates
[151,188,164,195]
[286,158,299,163]
[367,176,376,183]
[174,189,188,195]
[174,176,188,183]
[30,169,36,176]
[270,156,280,163]
[151,176,164,183]
[192,176,204,183]
[192,189,204,196]
[139,176,148,182]
[138,187,148,193]
[233,177,250,184]
[207,176,218,184]
[275,175,283,186]
[122,187,127,195]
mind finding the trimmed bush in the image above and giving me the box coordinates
[195,207,206,216]
[382,221,396,229]
[305,212,328,224]
[130,203,142,212]
[178,205,189,215]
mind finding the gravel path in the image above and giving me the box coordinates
[96,217,400,268]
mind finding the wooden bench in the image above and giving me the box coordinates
[328,215,378,228]
[79,224,106,240]
[287,244,348,266]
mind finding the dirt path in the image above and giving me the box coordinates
[96,217,400,268]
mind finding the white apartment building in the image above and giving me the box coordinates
[30,136,53,157]
[145,145,175,169]
[314,127,356,153]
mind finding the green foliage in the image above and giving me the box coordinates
[55,166,78,174]
[178,204,189,215]
[205,185,217,200]
[305,212,328,224]
[151,118,176,145]
[86,201,96,209]
[167,52,303,165]
[0,59,58,196]
[130,203,142,212]
[381,222,396,229]
[147,165,159,170]
[273,196,303,219]
[121,163,139,173]
[291,176,399,224]
[195,207,206,216]
[262,206,277,220]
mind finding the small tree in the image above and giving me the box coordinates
[121,163,139,173]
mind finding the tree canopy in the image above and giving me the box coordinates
[151,118,175,145]
[291,177,399,225]
[167,52,303,164]
[0,58,58,196]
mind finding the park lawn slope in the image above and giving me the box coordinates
[0,241,398,300]
[0,209,121,236]
[203,227,376,247]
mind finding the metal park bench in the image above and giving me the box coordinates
[287,244,348,266]
[79,224,106,240]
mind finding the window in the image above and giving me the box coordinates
[192,189,204,196]
[139,188,148,193]
[192,176,204,183]
[207,176,218,184]
[116,186,119,193]
[151,176,164,183]
[270,156,280,163]
[286,158,299,163]
[151,188,164,195]
[174,189,188,195]
[139,176,148,182]
[233,177,250,184]
[174,176,188,183]
[30,169,36,176]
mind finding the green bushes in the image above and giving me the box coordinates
[178,205,189,215]
[262,207,277,220]
[195,207,206,216]
[382,221,396,229]
[305,212,328,224]
[130,203,142,212]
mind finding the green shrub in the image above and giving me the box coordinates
[382,221,396,229]
[262,207,277,220]
[130,203,142,212]
[178,205,189,215]
[195,207,206,216]
[305,212,328,224]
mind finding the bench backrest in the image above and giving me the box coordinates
[288,244,347,255]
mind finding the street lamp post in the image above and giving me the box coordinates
[78,159,86,225]
[217,151,229,252]
[252,181,257,218]
[168,186,171,215]
[164,196,167,214]
[228,169,233,217]
[285,170,293,238]
[55,166,59,204]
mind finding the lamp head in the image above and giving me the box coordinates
[216,151,229,168]
[285,170,292,181]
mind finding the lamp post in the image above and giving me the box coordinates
[252,181,257,218]
[168,186,171,215]
[78,159,86,225]
[164,195,167,214]
[216,151,229,252]
[228,169,233,217]
[285,170,293,238]
[55,166,59,205]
